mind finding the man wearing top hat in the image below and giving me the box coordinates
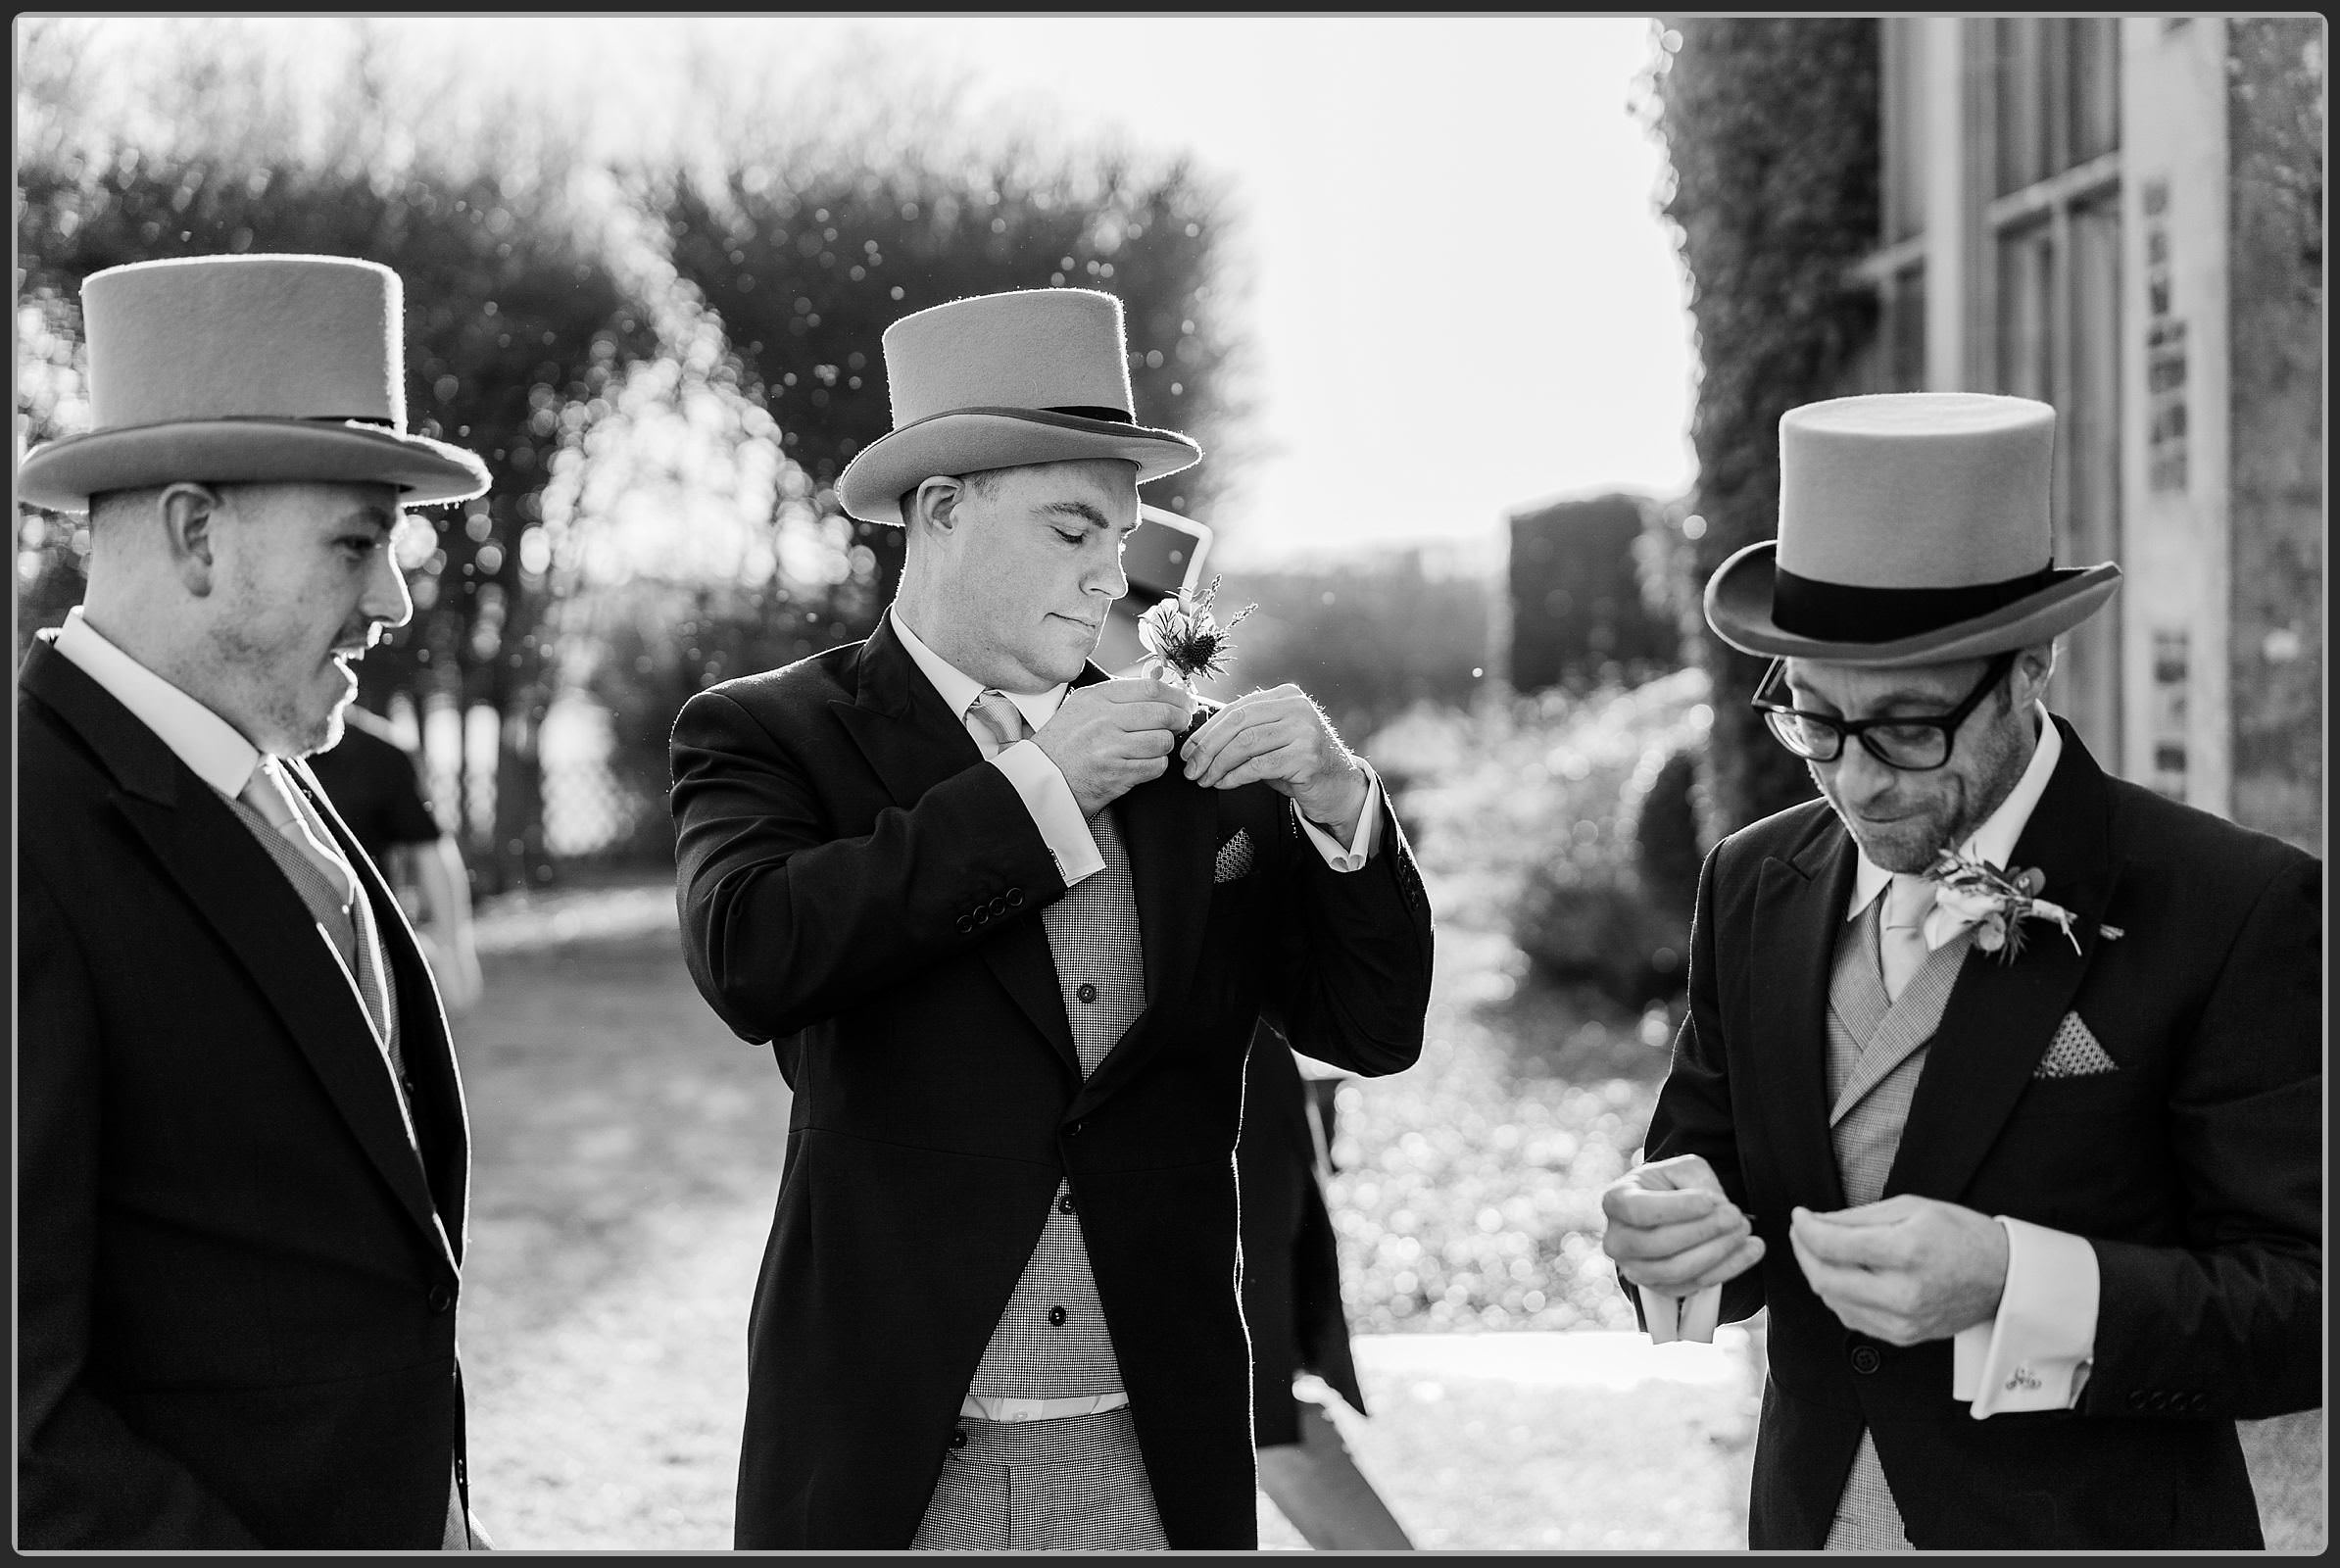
[17,254,492,1548]
[1598,392,2320,1549]
[669,287,1436,1550]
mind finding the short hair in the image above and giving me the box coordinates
[897,467,1007,525]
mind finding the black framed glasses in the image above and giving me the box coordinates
[1751,650,2018,771]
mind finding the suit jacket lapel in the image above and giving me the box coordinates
[832,618,1079,1075]
[20,645,452,1256]
[1884,717,2119,1201]
[1752,817,1858,1214]
[288,758,468,1270]
[1066,762,1218,1117]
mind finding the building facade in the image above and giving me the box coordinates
[1850,16,2322,852]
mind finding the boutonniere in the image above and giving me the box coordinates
[1926,848,2083,962]
[1138,574,1255,695]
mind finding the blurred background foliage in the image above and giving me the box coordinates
[14,17,1245,882]
[1633,16,1882,841]
[14,16,1844,1024]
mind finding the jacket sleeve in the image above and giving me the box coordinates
[1262,785,1436,1080]
[1636,841,1768,1328]
[17,870,263,1548]
[2079,853,2322,1421]
[669,685,1067,1043]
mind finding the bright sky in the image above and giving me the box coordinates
[68,15,1701,571]
[801,16,1702,568]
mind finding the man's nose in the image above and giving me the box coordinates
[1828,742,1899,804]
[363,538,414,630]
[1087,541,1129,601]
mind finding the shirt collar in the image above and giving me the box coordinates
[51,607,264,798]
[1846,702,2062,921]
[888,606,1069,733]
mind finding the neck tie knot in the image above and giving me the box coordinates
[968,689,1029,756]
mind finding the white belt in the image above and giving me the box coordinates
[958,1391,1130,1424]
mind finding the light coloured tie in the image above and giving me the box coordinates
[967,689,1029,758]
[1878,872,1935,1004]
[241,757,359,911]
[240,759,394,1047]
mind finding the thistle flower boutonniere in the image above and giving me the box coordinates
[1138,575,1256,695]
[1926,848,2082,963]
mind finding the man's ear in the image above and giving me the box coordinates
[904,475,963,537]
[2011,640,2058,706]
[158,482,224,597]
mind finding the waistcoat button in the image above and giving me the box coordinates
[1048,1306,1068,1327]
[1058,1194,1075,1214]
[1076,983,1097,1004]
[951,1429,968,1449]
[1849,1345,1881,1375]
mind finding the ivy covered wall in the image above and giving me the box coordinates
[1643,18,1882,842]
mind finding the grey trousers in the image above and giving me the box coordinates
[910,1405,1167,1551]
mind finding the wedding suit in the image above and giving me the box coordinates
[17,622,474,1548]
[669,611,1436,1549]
[1644,711,2320,1549]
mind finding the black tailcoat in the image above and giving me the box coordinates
[669,616,1435,1549]
[1646,715,2320,1549]
[17,636,471,1549]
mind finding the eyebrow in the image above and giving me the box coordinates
[334,506,400,535]
[1037,500,1119,531]
[1788,683,1957,714]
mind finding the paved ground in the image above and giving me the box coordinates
[453,883,2322,1552]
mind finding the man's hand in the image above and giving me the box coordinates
[1180,684,1369,838]
[1787,1195,2008,1347]
[1032,678,1194,815]
[1599,1153,1764,1297]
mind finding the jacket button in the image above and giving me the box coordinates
[2191,1393,2210,1412]
[1058,1194,1075,1214]
[2127,1390,2148,1410]
[950,1428,968,1450]
[956,914,973,934]
[1048,1306,1068,1327]
[2149,1391,2170,1411]
[1076,983,1097,1004]
[428,1284,455,1314]
[1066,1121,1084,1137]
[1849,1346,1881,1375]
[1006,888,1025,907]
[990,896,1006,915]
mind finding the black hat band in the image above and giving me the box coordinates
[1045,405,1132,424]
[1772,562,2061,643]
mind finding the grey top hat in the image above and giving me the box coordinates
[16,253,491,514]
[834,288,1202,526]
[1703,392,2121,668]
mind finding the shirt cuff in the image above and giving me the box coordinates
[1294,767,1384,872]
[991,740,1104,886]
[1950,1215,2099,1417]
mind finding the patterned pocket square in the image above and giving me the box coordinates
[2034,1011,2119,1078]
[1213,828,1256,885]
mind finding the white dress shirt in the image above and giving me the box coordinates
[888,606,1382,881]
[1838,702,2099,1417]
[53,607,266,799]
[1643,704,2098,1418]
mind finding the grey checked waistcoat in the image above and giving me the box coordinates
[1822,894,1974,1550]
[964,804,1146,1400]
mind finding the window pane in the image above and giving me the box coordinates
[1890,264,1927,391]
[1995,17,2043,194]
[1883,20,1927,242]
[1995,222,2054,402]
[2072,17,2121,163]
[2055,195,2123,762]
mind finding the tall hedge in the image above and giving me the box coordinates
[1645,18,1881,841]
